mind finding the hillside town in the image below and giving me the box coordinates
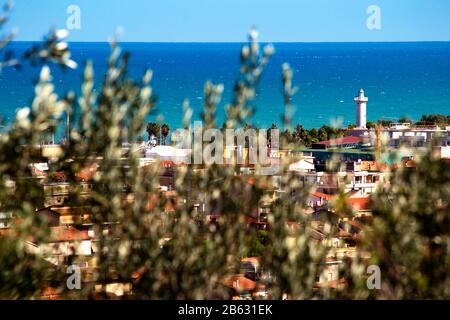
[1,89,449,300]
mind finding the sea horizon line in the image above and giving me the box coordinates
[8,40,450,45]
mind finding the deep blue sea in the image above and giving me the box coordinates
[1,42,449,133]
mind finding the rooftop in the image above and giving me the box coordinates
[315,136,363,146]
[222,274,257,292]
[49,226,90,242]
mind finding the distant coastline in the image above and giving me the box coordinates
[1,42,450,134]
[10,40,450,44]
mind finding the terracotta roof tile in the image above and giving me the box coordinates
[222,274,256,292]
[49,226,90,242]
[347,197,371,211]
[312,191,334,201]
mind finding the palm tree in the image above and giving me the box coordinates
[146,122,160,145]
[161,124,170,146]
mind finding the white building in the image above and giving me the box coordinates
[434,146,450,159]
[296,161,387,196]
[144,145,191,164]
[350,124,450,148]
[349,88,450,148]
[0,212,13,229]
[289,158,315,173]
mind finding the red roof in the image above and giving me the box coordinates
[45,171,68,183]
[161,160,174,168]
[391,159,415,169]
[145,193,178,212]
[75,163,98,182]
[311,191,371,211]
[336,229,354,238]
[241,257,261,265]
[316,136,362,146]
[347,197,371,211]
[1,225,90,243]
[40,287,62,300]
[311,191,334,201]
[49,226,90,242]
[223,274,257,292]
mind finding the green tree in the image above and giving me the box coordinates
[146,122,161,144]
[398,116,412,123]
[363,149,450,299]
[378,119,393,127]
[417,114,449,126]
[366,121,376,129]
[161,124,170,145]
[245,230,270,258]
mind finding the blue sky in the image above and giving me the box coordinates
[9,0,450,42]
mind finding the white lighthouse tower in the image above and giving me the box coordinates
[354,89,368,129]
